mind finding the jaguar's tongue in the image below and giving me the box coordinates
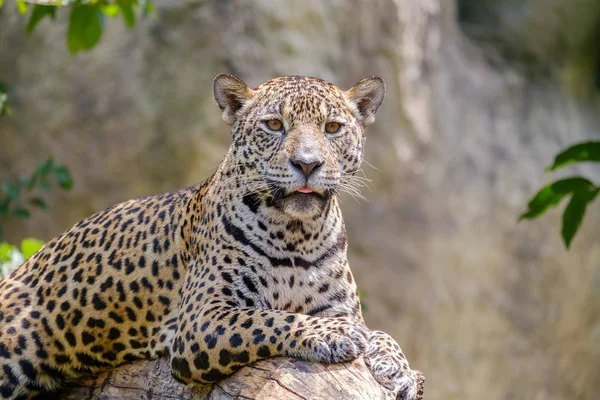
[297,187,313,194]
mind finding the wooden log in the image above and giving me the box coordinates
[59,356,399,399]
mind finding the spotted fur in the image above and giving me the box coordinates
[0,75,424,399]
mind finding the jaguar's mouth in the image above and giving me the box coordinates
[284,187,327,200]
[265,179,329,201]
[297,187,314,194]
[264,181,332,217]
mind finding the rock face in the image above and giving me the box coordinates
[1,0,600,399]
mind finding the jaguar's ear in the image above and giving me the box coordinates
[213,74,255,124]
[344,77,385,126]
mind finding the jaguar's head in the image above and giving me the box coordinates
[214,74,385,219]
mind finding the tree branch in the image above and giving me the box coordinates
[60,357,395,399]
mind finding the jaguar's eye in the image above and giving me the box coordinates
[265,119,284,132]
[325,122,342,134]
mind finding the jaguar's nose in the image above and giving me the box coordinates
[289,158,324,179]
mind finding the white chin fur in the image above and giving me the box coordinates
[280,194,325,219]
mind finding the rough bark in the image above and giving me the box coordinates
[60,357,395,400]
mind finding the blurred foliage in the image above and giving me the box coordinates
[0,238,44,277]
[358,291,367,312]
[0,0,149,259]
[2,0,154,54]
[0,1,145,241]
[520,141,600,248]
[0,81,11,116]
[0,158,73,239]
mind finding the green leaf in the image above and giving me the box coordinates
[19,174,36,190]
[26,5,56,35]
[11,207,31,218]
[561,188,599,248]
[54,165,73,190]
[36,157,55,178]
[30,197,48,210]
[38,180,51,192]
[101,4,120,17]
[0,0,4,9]
[67,6,104,54]
[20,238,44,259]
[17,1,28,14]
[0,242,16,262]
[119,4,136,28]
[0,82,10,116]
[1,183,20,201]
[0,81,9,96]
[547,141,600,171]
[519,177,595,220]
[0,198,8,216]
[0,93,10,116]
[143,0,155,17]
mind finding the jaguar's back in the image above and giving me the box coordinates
[0,184,202,397]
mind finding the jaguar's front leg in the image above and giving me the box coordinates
[364,330,425,400]
[169,304,369,384]
[311,301,425,398]
[168,264,369,384]
[307,271,425,398]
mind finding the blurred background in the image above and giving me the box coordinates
[2,0,600,399]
